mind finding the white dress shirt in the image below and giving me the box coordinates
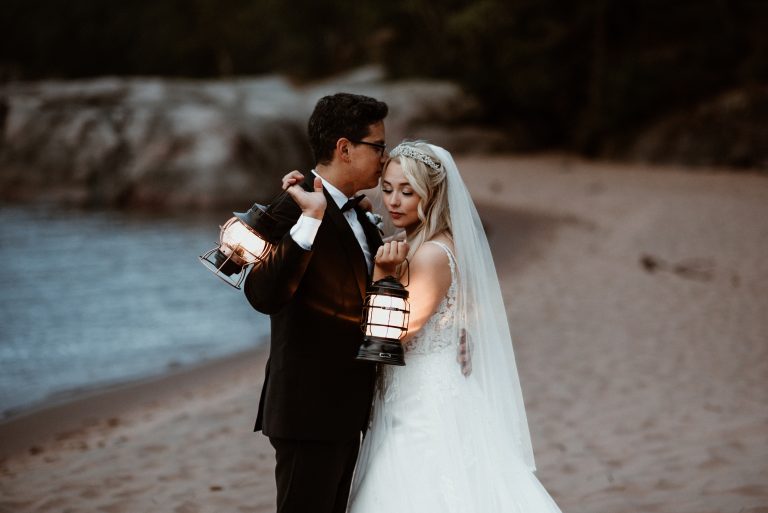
[290,171,373,272]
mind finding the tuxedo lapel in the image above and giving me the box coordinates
[354,206,383,269]
[299,171,380,297]
[323,189,370,299]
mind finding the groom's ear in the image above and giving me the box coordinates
[337,138,352,163]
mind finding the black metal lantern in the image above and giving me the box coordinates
[199,203,280,289]
[357,275,410,366]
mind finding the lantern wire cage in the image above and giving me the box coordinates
[198,215,272,289]
[357,260,411,365]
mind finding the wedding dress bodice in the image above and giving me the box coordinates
[379,240,463,406]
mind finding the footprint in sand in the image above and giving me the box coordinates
[639,254,716,281]
[79,487,101,499]
[655,478,683,490]
[699,453,730,469]
[139,444,168,455]
[173,500,199,513]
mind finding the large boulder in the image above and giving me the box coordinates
[0,76,311,208]
[605,87,768,171]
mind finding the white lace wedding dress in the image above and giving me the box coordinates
[348,241,562,513]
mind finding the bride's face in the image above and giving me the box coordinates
[381,160,421,233]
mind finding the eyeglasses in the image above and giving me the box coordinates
[351,140,387,157]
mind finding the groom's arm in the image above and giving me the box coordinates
[243,177,326,314]
[242,195,317,315]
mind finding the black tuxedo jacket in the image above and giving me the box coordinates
[244,173,382,440]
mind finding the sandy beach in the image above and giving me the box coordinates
[1,155,767,513]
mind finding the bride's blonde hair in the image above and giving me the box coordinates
[387,141,451,272]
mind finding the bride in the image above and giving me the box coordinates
[347,141,562,512]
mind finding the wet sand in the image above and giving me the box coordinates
[1,155,767,513]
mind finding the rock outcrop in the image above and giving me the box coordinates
[0,68,500,208]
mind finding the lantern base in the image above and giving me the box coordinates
[211,249,242,276]
[356,337,405,366]
[199,248,247,289]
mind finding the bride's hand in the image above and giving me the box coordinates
[373,241,408,279]
[358,196,373,212]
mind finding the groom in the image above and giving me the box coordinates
[243,93,388,513]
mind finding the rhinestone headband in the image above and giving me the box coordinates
[389,143,442,172]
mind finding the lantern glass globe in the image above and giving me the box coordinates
[365,295,408,339]
[220,217,269,265]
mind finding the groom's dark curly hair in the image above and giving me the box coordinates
[308,93,388,165]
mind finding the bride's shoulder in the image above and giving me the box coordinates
[407,237,454,310]
[411,237,454,277]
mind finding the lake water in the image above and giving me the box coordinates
[0,204,270,419]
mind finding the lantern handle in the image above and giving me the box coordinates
[400,258,410,287]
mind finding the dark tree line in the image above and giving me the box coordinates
[2,0,766,152]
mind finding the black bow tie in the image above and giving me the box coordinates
[341,195,365,212]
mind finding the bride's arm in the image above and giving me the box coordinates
[401,244,452,338]
[373,242,452,340]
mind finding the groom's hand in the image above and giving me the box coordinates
[281,170,305,190]
[284,173,326,220]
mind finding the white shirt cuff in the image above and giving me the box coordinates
[290,214,322,250]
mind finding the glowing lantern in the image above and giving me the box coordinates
[199,203,279,289]
[357,275,410,366]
